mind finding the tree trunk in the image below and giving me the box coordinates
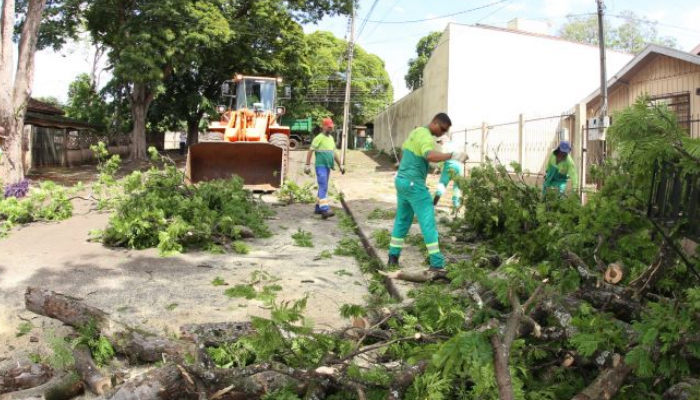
[25,287,194,364]
[186,117,199,147]
[0,364,52,394]
[108,364,193,400]
[72,344,111,395]
[129,83,153,160]
[571,360,631,400]
[0,0,47,185]
[0,372,82,400]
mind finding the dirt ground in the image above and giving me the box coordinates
[0,148,460,368]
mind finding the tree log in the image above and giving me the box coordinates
[663,379,700,400]
[73,344,111,395]
[0,372,82,400]
[25,287,195,364]
[571,359,631,400]
[108,364,194,400]
[0,364,51,394]
[386,361,429,400]
[604,262,626,285]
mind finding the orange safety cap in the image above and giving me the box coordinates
[322,118,334,128]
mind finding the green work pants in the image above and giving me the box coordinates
[389,176,445,268]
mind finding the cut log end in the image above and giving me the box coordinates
[604,263,624,284]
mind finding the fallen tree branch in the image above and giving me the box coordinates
[0,364,52,394]
[0,372,82,400]
[571,358,631,400]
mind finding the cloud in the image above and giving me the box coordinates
[393,6,405,14]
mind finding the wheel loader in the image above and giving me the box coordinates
[185,75,291,190]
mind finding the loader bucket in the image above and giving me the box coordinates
[186,142,285,190]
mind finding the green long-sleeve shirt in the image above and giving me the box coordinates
[544,153,578,191]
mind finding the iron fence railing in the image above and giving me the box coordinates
[648,162,700,241]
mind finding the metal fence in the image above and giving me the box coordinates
[451,113,574,176]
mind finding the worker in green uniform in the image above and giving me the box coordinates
[388,113,468,271]
[304,118,344,219]
[542,141,578,195]
[433,135,465,208]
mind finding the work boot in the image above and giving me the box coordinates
[321,210,335,219]
[388,255,399,267]
[428,266,448,278]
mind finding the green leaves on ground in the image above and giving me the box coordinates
[93,147,271,256]
[0,181,74,238]
[277,181,315,204]
[292,229,313,247]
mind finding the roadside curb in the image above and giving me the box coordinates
[339,193,404,301]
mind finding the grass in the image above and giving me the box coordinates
[292,229,314,247]
[334,269,354,277]
[368,208,396,220]
[317,250,333,260]
[233,241,250,254]
[165,303,179,311]
[371,229,391,249]
[338,212,357,233]
[212,276,227,286]
[16,321,33,337]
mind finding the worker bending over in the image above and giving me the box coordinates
[388,113,468,271]
[304,118,344,219]
[542,141,578,195]
[433,135,465,208]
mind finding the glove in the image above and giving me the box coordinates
[433,195,441,206]
[304,165,311,175]
[340,167,346,175]
[451,152,468,163]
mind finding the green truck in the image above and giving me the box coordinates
[280,116,314,150]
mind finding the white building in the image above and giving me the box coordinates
[372,21,633,167]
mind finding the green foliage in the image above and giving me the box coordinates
[367,207,396,220]
[334,237,381,273]
[47,333,74,370]
[277,181,315,204]
[233,241,250,255]
[292,229,314,247]
[224,271,283,305]
[211,276,227,286]
[16,322,33,337]
[73,320,115,366]
[165,303,178,311]
[94,150,271,256]
[338,211,357,232]
[0,181,74,237]
[559,11,678,54]
[371,228,391,249]
[569,309,625,357]
[64,73,108,127]
[405,31,442,91]
[317,249,333,260]
[339,304,366,319]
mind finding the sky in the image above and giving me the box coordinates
[30,0,700,104]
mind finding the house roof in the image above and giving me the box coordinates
[28,98,65,115]
[691,43,700,56]
[24,112,103,130]
[582,44,700,105]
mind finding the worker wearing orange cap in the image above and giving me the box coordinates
[305,118,345,219]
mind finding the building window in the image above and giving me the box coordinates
[648,91,691,131]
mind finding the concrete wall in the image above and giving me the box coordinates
[372,28,450,153]
[446,23,633,131]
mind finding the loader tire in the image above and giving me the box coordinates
[269,133,290,181]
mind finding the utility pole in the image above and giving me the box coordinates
[340,8,355,167]
[596,0,608,119]
[595,0,608,168]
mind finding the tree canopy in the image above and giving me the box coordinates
[404,31,442,91]
[559,11,678,54]
[290,30,393,126]
[64,73,108,127]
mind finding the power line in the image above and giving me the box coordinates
[356,0,381,41]
[358,0,509,24]
[361,0,402,40]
